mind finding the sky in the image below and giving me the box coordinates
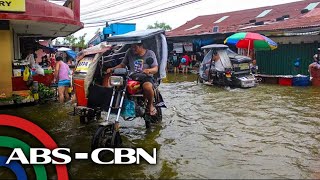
[60,0,303,42]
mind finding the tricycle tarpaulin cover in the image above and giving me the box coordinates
[199,48,232,80]
[81,43,113,97]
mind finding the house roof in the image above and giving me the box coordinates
[167,0,320,37]
[247,9,320,32]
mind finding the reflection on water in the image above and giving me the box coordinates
[1,73,320,179]
[162,73,198,83]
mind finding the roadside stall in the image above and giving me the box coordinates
[12,41,55,87]
[0,0,82,106]
[9,39,56,104]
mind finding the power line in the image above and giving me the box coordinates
[81,0,136,16]
[80,0,105,9]
[82,0,177,23]
[81,0,146,20]
[84,0,202,26]
[83,0,193,25]
[82,0,180,23]
[81,0,159,21]
[81,0,122,14]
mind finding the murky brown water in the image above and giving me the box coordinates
[1,73,320,179]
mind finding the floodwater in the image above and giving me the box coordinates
[1,73,320,179]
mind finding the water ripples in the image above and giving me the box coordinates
[158,76,320,179]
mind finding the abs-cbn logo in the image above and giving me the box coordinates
[6,148,157,165]
[0,115,157,180]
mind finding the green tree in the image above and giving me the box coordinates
[62,33,87,48]
[147,21,172,31]
[63,34,77,46]
[75,33,87,48]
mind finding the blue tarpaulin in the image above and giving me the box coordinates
[65,50,77,60]
[193,39,215,51]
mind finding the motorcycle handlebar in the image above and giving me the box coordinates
[103,69,149,76]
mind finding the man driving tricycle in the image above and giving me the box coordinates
[90,29,168,149]
[105,43,159,116]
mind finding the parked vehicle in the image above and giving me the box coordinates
[81,29,168,149]
[198,44,256,88]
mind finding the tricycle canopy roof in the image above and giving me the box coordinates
[201,44,228,50]
[106,29,165,44]
[81,42,112,56]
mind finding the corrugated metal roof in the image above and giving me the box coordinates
[247,10,320,32]
[167,0,320,37]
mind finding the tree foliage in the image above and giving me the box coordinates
[75,33,87,48]
[63,34,77,46]
[147,21,172,31]
[62,33,87,48]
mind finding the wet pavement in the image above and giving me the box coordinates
[1,73,320,179]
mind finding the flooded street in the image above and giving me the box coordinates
[1,73,320,179]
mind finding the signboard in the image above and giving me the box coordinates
[75,57,93,73]
[183,43,193,52]
[173,43,183,53]
[0,0,26,12]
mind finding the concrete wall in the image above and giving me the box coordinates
[0,29,13,97]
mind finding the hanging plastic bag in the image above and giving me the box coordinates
[23,66,30,81]
[35,64,44,76]
[120,99,136,118]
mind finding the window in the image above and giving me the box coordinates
[185,24,202,31]
[214,16,229,23]
[304,2,320,11]
[212,26,219,32]
[256,9,272,18]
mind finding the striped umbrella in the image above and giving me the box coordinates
[224,32,278,51]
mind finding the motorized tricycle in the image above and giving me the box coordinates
[198,44,257,88]
[72,29,168,149]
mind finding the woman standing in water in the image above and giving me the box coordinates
[54,56,71,103]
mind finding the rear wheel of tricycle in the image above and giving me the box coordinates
[91,124,122,151]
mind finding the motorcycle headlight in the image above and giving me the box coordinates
[110,76,124,86]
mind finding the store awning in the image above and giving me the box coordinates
[0,0,83,37]
[10,20,82,37]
